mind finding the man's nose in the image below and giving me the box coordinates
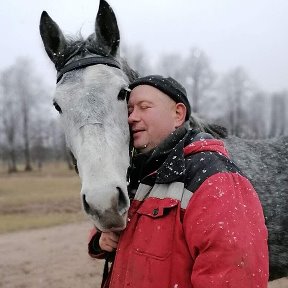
[128,109,139,123]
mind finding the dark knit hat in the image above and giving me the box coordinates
[128,75,191,121]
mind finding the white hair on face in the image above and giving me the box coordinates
[54,65,130,231]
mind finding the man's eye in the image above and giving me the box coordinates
[53,101,62,114]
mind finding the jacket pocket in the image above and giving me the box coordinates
[132,197,179,260]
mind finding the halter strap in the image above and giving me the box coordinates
[56,56,121,83]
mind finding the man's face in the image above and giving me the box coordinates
[128,85,182,153]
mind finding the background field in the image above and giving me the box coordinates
[0,163,83,234]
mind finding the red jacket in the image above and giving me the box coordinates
[89,131,269,288]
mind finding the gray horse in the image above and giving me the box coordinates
[39,0,287,281]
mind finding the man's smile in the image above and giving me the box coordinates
[132,128,145,136]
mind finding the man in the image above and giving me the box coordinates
[88,75,269,287]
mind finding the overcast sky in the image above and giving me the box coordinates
[1,0,287,92]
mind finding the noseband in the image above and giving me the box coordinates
[56,55,121,83]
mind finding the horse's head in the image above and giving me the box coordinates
[40,0,136,231]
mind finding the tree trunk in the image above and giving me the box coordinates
[192,77,199,113]
[23,107,32,171]
[8,148,17,173]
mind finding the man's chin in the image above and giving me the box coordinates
[133,138,145,149]
[133,134,151,151]
[135,143,151,153]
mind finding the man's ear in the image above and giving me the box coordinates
[175,103,187,128]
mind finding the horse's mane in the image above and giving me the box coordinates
[189,114,228,139]
[53,34,138,82]
[120,58,139,82]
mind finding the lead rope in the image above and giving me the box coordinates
[101,253,115,288]
[126,147,135,184]
[101,259,109,288]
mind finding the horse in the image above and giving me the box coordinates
[40,0,287,281]
[40,0,137,233]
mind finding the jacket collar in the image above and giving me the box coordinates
[156,129,195,184]
[156,130,226,184]
[130,126,227,186]
[129,126,188,189]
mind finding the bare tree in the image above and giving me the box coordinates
[11,58,47,171]
[153,49,215,117]
[269,92,287,137]
[155,53,185,83]
[31,116,50,170]
[0,68,20,172]
[220,67,256,137]
[182,48,215,114]
[0,57,53,171]
[15,59,34,170]
[121,44,151,76]
[247,92,269,139]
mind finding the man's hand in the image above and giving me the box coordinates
[99,232,120,252]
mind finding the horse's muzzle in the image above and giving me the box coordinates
[82,189,129,231]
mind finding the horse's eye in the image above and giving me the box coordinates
[118,88,131,101]
[53,101,62,114]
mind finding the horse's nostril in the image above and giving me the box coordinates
[116,187,128,215]
[82,194,91,214]
[82,189,128,217]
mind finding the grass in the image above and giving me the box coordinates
[0,213,85,233]
[0,162,86,234]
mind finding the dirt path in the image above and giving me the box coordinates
[0,221,103,288]
[0,221,287,288]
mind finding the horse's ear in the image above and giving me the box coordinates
[95,0,120,56]
[39,11,67,64]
